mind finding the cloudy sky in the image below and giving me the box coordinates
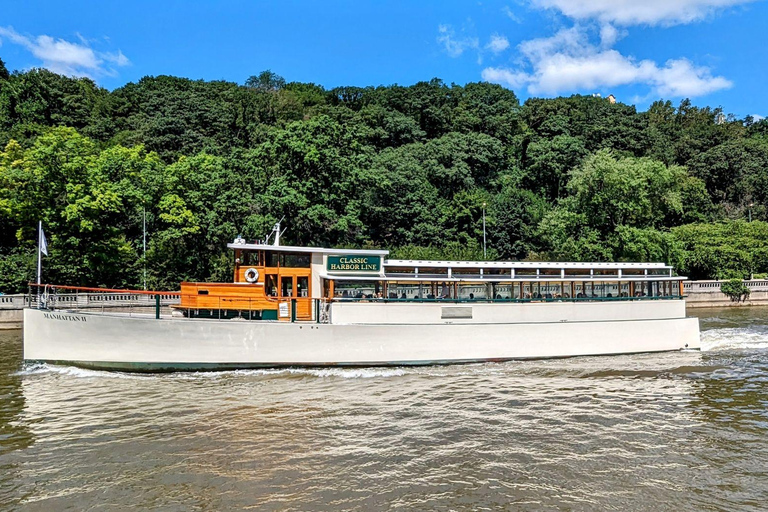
[1,0,765,118]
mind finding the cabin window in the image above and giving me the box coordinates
[281,253,311,268]
[265,274,278,296]
[458,283,488,300]
[386,266,417,276]
[334,280,379,299]
[564,268,591,277]
[453,269,483,279]
[297,276,309,297]
[281,276,294,297]
[417,267,448,277]
[387,282,419,299]
[266,252,280,267]
[494,284,512,299]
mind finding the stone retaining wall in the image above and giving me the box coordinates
[684,280,768,308]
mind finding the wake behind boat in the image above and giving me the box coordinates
[23,226,700,371]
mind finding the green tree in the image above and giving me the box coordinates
[672,221,768,280]
[720,279,750,302]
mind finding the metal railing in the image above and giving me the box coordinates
[332,294,683,304]
[179,295,329,323]
[28,284,180,318]
[25,284,331,323]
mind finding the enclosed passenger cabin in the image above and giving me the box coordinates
[176,240,388,321]
[175,238,688,321]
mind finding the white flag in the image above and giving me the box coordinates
[40,228,48,256]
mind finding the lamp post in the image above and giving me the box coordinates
[482,202,487,259]
[749,202,754,223]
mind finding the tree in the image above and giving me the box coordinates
[0,65,765,287]
[687,138,768,218]
[245,70,286,91]
[0,58,9,81]
[0,128,153,287]
[672,221,768,280]
[720,279,750,302]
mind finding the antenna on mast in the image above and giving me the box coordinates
[266,216,286,246]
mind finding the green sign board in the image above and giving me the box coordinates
[327,255,381,273]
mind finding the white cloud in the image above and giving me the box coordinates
[437,24,479,58]
[599,24,624,47]
[102,50,130,67]
[750,114,765,121]
[530,0,755,26]
[482,26,732,97]
[502,6,523,23]
[0,26,129,78]
[481,67,530,89]
[486,34,510,53]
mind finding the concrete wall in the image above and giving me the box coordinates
[0,309,22,329]
[684,280,768,308]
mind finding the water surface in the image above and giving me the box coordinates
[2,308,768,510]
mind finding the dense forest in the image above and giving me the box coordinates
[1,58,767,292]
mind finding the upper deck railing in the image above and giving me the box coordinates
[26,284,180,312]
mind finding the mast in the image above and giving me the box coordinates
[273,219,281,246]
[143,208,147,290]
[36,220,42,286]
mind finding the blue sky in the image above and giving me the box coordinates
[1,0,766,119]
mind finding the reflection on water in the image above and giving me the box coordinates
[1,308,768,510]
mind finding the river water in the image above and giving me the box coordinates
[1,308,767,511]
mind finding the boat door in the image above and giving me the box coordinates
[280,276,293,298]
[296,276,310,320]
[279,275,311,321]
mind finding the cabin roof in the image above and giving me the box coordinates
[319,274,686,282]
[227,243,389,256]
[228,242,671,269]
[384,260,670,269]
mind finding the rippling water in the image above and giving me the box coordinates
[2,308,768,510]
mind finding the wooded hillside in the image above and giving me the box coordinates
[1,62,767,291]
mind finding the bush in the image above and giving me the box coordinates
[720,279,751,302]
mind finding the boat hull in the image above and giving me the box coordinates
[23,305,701,371]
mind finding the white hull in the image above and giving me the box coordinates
[23,300,701,371]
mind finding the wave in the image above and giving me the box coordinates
[14,362,147,380]
[14,362,409,380]
[701,326,768,352]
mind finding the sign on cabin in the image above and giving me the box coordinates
[327,255,381,272]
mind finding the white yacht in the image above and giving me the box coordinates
[23,234,700,371]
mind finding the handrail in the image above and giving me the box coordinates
[28,283,180,296]
[332,295,684,304]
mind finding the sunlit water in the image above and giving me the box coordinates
[2,308,768,510]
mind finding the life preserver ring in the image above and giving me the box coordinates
[244,268,260,283]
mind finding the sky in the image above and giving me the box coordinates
[1,0,766,119]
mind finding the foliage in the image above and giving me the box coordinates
[0,63,766,291]
[720,279,750,302]
[671,221,768,280]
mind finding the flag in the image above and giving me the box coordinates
[40,227,48,256]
